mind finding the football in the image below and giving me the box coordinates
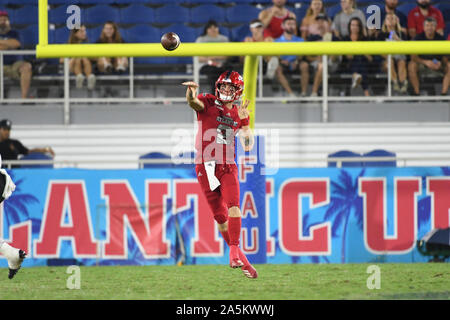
[161,32,181,51]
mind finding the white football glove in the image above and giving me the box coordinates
[0,169,16,201]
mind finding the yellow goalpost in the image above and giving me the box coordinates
[37,0,450,128]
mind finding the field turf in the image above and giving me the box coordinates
[0,263,448,300]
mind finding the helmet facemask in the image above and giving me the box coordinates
[215,71,244,103]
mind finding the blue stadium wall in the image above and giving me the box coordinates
[1,165,449,268]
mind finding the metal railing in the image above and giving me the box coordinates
[1,50,450,124]
[2,156,450,170]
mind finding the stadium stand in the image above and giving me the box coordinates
[396,2,417,19]
[190,4,227,24]
[225,4,261,24]
[153,4,190,24]
[119,4,155,25]
[437,3,450,22]
[2,0,450,99]
[85,5,121,25]
[11,5,39,26]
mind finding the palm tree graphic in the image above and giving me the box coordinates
[2,171,39,231]
[324,169,365,263]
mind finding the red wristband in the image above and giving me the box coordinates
[241,117,249,127]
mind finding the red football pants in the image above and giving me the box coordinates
[195,163,240,225]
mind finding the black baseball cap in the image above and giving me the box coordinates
[0,119,12,130]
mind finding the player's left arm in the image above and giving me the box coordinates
[238,99,255,152]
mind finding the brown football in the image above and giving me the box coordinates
[161,32,180,51]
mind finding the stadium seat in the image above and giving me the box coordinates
[87,26,103,42]
[127,25,165,64]
[226,4,261,24]
[79,0,114,4]
[120,4,154,25]
[445,22,450,39]
[48,0,77,4]
[293,5,309,24]
[19,152,54,169]
[85,5,120,25]
[327,150,363,167]
[154,4,190,24]
[219,27,232,41]
[231,24,251,42]
[326,4,341,20]
[54,26,70,44]
[10,5,38,25]
[126,24,161,43]
[362,149,397,167]
[141,0,180,4]
[139,152,173,168]
[436,3,450,22]
[19,25,39,49]
[397,3,416,19]
[190,4,227,24]
[114,0,154,4]
[251,0,272,4]
[4,0,37,4]
[117,28,128,42]
[179,0,212,3]
[49,4,75,25]
[161,24,197,43]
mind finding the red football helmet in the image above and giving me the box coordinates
[215,71,244,103]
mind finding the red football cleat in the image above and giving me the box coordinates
[242,264,258,279]
[229,245,244,268]
[237,248,258,279]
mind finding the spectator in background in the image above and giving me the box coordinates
[0,119,55,168]
[60,25,96,90]
[305,14,341,96]
[378,12,407,94]
[299,0,327,40]
[341,17,372,96]
[259,0,296,39]
[243,19,279,80]
[196,20,233,94]
[407,0,444,39]
[380,0,407,34]
[332,0,367,39]
[96,22,128,74]
[274,17,308,97]
[408,17,450,96]
[0,11,32,99]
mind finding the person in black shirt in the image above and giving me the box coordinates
[408,17,450,96]
[342,17,372,96]
[0,119,55,167]
[378,12,407,93]
[0,10,33,99]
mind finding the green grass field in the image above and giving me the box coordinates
[0,263,449,300]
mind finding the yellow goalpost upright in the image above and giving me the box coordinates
[37,0,450,128]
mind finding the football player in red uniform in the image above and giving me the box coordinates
[182,71,257,279]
